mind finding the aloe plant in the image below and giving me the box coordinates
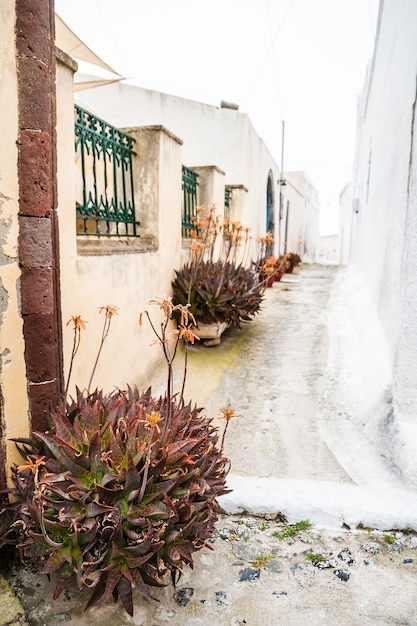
[3,387,230,615]
[173,207,263,328]
[172,260,263,327]
[1,298,231,617]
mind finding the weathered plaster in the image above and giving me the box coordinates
[0,0,31,486]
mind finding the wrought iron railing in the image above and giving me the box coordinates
[74,105,139,236]
[224,186,232,217]
[182,165,198,238]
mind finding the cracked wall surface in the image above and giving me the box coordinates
[0,0,30,491]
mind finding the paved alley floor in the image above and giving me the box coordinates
[2,263,417,625]
[168,263,417,530]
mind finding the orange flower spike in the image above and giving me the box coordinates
[191,241,205,253]
[149,296,174,318]
[99,305,119,318]
[145,411,162,433]
[66,315,87,331]
[17,455,46,474]
[218,407,239,421]
[178,304,197,328]
[176,326,200,344]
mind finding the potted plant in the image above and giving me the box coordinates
[0,301,233,617]
[283,252,302,273]
[256,254,291,286]
[172,207,264,344]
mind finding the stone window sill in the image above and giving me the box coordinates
[77,235,157,256]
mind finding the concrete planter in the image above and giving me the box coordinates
[194,321,228,346]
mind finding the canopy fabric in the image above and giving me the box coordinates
[55,13,120,77]
[73,78,123,92]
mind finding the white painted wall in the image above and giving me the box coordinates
[282,171,320,262]
[75,82,291,250]
[338,182,353,265]
[318,235,338,265]
[350,0,417,483]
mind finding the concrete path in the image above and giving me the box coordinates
[2,263,417,625]
[171,264,417,530]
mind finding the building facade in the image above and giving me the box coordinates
[348,0,417,483]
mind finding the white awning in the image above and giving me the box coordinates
[55,13,123,89]
[73,78,123,92]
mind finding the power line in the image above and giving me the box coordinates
[240,0,295,106]
[93,0,129,73]
[266,0,285,120]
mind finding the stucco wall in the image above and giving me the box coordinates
[74,82,283,245]
[338,182,353,265]
[57,63,183,397]
[0,0,31,476]
[350,0,417,481]
[60,61,183,400]
[282,171,320,262]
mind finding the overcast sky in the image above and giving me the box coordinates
[55,0,379,234]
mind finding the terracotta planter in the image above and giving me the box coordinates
[274,272,283,282]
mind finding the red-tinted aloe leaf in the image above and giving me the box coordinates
[153,473,184,495]
[107,426,124,468]
[141,562,168,588]
[77,399,102,441]
[131,568,160,602]
[88,430,103,462]
[83,575,107,612]
[85,500,116,518]
[95,484,123,504]
[128,502,169,522]
[97,568,122,608]
[39,544,72,575]
[165,439,199,459]
[50,407,78,449]
[116,575,134,617]
[125,449,142,492]
[33,432,88,476]
[77,520,99,547]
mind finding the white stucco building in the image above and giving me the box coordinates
[348,0,417,484]
[281,170,320,262]
[74,81,320,259]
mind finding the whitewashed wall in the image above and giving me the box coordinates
[338,182,353,265]
[74,83,281,246]
[350,0,417,483]
[282,171,320,262]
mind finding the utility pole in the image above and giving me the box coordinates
[278,120,286,256]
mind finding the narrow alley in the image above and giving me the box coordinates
[3,264,417,626]
[172,264,417,530]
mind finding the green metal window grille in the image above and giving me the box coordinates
[224,187,232,217]
[74,105,139,236]
[182,165,199,238]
